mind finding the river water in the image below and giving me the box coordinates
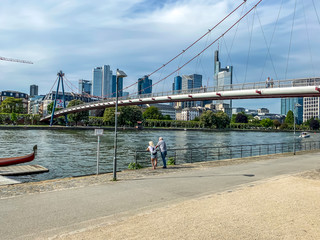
[0,129,318,182]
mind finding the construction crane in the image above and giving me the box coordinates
[0,56,33,64]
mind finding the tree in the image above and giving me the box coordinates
[200,111,215,128]
[103,106,143,126]
[163,115,172,120]
[273,119,281,129]
[143,106,163,120]
[260,118,273,128]
[47,101,62,115]
[0,97,24,113]
[309,118,320,130]
[67,100,89,126]
[118,106,143,126]
[235,112,248,123]
[214,111,230,129]
[285,110,294,125]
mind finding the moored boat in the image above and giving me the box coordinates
[0,145,37,166]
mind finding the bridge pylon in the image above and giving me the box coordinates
[50,70,68,126]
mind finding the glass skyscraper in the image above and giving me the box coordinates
[92,65,113,98]
[78,79,92,95]
[30,84,38,97]
[181,74,202,108]
[281,97,303,124]
[112,75,123,97]
[138,76,152,95]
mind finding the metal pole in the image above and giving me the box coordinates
[113,74,119,181]
[293,106,296,155]
[97,135,100,175]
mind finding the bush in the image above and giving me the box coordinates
[168,157,175,165]
[128,162,143,170]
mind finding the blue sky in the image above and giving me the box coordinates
[0,0,319,113]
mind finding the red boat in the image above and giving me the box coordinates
[0,145,37,166]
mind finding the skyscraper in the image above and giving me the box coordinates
[214,50,233,108]
[92,65,113,98]
[281,98,303,124]
[172,76,182,93]
[78,79,92,95]
[181,74,202,108]
[30,84,38,97]
[138,76,152,95]
[112,75,123,97]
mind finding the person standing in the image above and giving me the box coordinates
[266,77,270,88]
[147,141,157,170]
[156,137,167,168]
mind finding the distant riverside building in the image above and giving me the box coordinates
[144,103,176,120]
[78,79,92,95]
[122,92,129,98]
[281,98,303,124]
[30,84,38,97]
[28,95,44,115]
[0,90,29,113]
[303,97,320,122]
[181,74,202,108]
[138,76,152,95]
[214,50,233,108]
[176,107,204,121]
[92,65,113,98]
[232,107,246,115]
[112,75,123,98]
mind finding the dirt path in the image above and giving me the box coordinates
[55,170,320,240]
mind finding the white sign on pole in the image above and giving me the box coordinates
[95,129,104,136]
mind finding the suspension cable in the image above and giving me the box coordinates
[244,8,256,83]
[119,0,249,94]
[312,0,320,25]
[132,0,263,96]
[285,0,297,80]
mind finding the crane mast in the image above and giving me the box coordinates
[0,56,33,64]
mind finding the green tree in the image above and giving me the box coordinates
[103,106,143,126]
[118,106,143,126]
[309,118,320,130]
[0,97,24,113]
[143,106,163,120]
[214,111,230,129]
[235,112,248,123]
[67,100,89,126]
[260,118,274,128]
[47,101,62,115]
[163,115,172,120]
[200,111,215,128]
[273,119,281,129]
[285,110,294,125]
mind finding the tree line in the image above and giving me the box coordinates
[1,97,320,130]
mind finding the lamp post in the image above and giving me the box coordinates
[293,103,301,155]
[113,69,127,181]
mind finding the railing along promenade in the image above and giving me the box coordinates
[134,140,320,167]
[41,77,320,121]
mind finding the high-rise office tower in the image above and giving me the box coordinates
[30,84,38,97]
[138,76,152,95]
[281,98,303,124]
[181,74,202,108]
[214,50,233,108]
[92,65,113,98]
[78,79,92,95]
[172,76,182,93]
[112,75,123,97]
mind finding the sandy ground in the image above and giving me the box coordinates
[54,170,320,240]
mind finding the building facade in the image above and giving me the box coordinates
[281,97,303,124]
[214,50,233,108]
[303,97,319,122]
[112,75,123,98]
[0,90,29,113]
[78,79,92,95]
[138,76,152,95]
[30,85,38,97]
[92,65,113,98]
[181,74,202,108]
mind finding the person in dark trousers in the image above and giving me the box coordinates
[156,137,167,168]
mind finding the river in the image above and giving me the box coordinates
[0,129,317,182]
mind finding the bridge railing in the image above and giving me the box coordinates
[133,140,320,168]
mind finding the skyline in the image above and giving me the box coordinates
[1,0,320,113]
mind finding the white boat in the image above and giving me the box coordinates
[299,132,310,138]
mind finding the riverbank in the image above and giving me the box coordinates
[1,151,320,239]
[0,124,311,132]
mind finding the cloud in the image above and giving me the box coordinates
[0,0,319,114]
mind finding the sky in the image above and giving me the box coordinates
[0,0,320,113]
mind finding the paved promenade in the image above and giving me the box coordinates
[0,151,319,239]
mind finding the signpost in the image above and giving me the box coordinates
[94,129,104,174]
